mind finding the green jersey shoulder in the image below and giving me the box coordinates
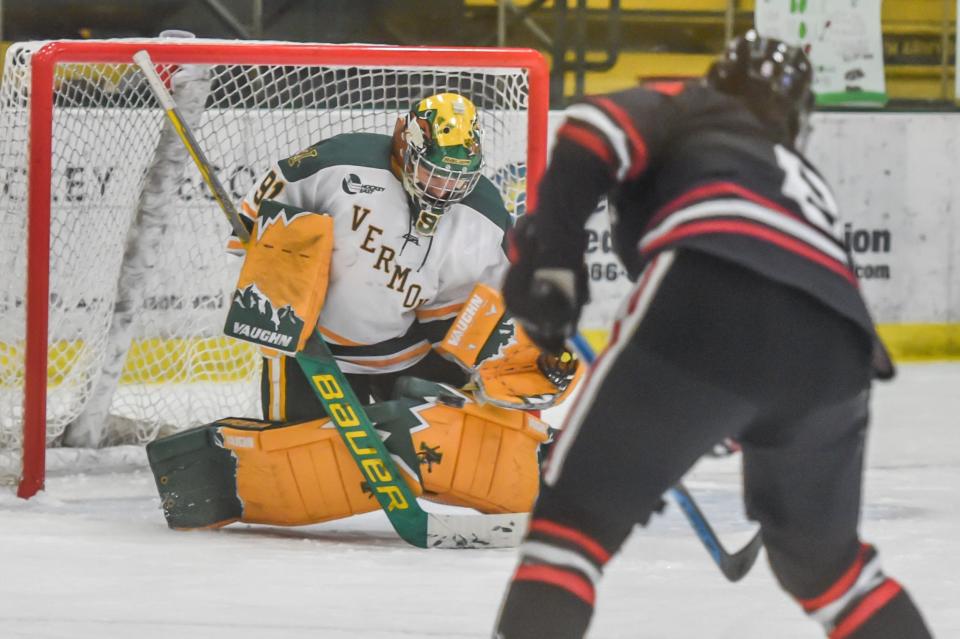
[462,176,512,248]
[279,132,392,182]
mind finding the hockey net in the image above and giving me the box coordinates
[0,38,547,497]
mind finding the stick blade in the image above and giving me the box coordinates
[426,512,529,549]
[722,529,764,582]
[671,483,763,582]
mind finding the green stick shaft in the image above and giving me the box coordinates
[296,333,429,547]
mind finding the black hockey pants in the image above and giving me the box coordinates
[260,349,468,422]
[496,249,931,639]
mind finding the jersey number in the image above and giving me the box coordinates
[253,170,285,205]
[774,145,841,241]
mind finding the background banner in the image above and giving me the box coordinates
[754,0,887,106]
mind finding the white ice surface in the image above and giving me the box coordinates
[1,363,957,638]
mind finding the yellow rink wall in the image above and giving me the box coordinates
[2,323,956,389]
[0,324,953,390]
[876,324,960,362]
[0,323,955,388]
[581,324,960,363]
[0,337,258,386]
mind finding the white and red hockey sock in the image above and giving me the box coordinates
[495,518,614,639]
[797,543,932,639]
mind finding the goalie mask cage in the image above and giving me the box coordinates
[0,39,548,498]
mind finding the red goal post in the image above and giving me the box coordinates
[3,39,548,498]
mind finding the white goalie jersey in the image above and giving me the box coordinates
[229,132,512,374]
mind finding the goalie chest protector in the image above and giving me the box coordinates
[231,133,511,374]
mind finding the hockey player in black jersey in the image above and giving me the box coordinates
[494,31,933,639]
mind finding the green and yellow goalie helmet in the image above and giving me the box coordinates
[391,92,484,235]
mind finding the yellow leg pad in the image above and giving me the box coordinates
[412,402,549,514]
[220,419,422,526]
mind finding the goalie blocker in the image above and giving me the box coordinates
[146,378,549,529]
[223,198,333,355]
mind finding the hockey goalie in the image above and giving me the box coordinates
[146,92,580,530]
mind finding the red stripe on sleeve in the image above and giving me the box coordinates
[829,579,903,639]
[530,519,611,564]
[647,181,804,232]
[642,219,859,286]
[558,122,616,170]
[588,96,650,179]
[514,564,596,606]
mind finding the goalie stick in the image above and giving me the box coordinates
[296,332,528,548]
[132,50,249,244]
[133,50,527,549]
[567,333,763,582]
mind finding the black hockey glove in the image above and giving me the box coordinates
[502,215,589,355]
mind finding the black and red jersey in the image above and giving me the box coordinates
[534,81,892,376]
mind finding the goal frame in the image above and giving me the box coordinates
[17,40,549,498]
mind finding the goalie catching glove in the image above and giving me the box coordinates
[436,283,582,409]
[502,214,590,355]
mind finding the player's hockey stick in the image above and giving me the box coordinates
[567,333,763,581]
[133,49,528,549]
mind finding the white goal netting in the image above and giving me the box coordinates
[0,38,540,487]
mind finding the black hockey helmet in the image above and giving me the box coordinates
[707,30,814,146]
